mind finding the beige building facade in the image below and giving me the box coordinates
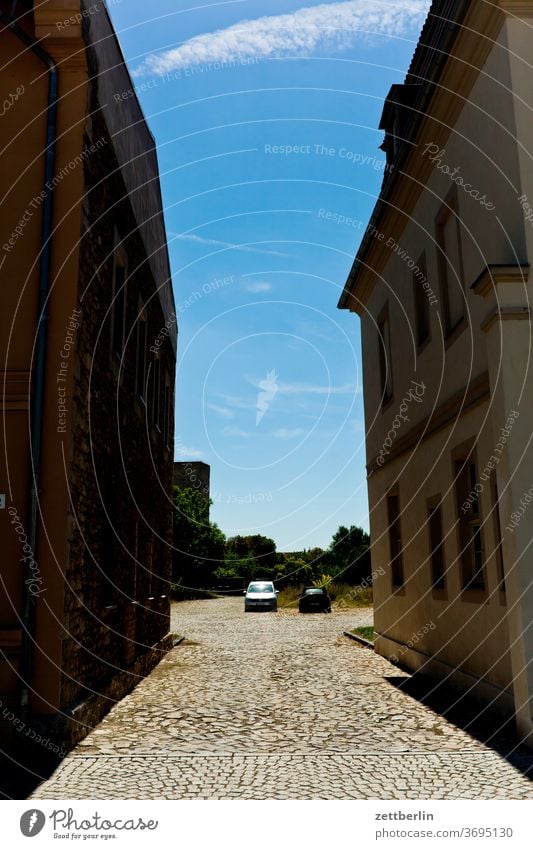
[339,0,533,744]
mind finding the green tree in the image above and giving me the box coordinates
[276,555,314,586]
[327,525,371,584]
[224,534,278,578]
[172,486,225,589]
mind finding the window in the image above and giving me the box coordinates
[147,535,154,598]
[413,251,430,347]
[163,373,172,449]
[436,191,465,336]
[151,355,161,429]
[111,238,127,361]
[427,497,445,589]
[454,446,485,591]
[101,477,118,606]
[387,491,404,587]
[377,304,393,404]
[491,472,505,593]
[136,301,147,403]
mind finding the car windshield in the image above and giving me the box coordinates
[248,583,273,593]
[305,588,325,595]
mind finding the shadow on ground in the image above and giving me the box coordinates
[0,749,63,800]
[387,673,533,780]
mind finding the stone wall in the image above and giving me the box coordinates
[58,39,176,727]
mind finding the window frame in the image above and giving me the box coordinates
[427,495,446,596]
[452,438,487,600]
[110,232,128,366]
[135,297,148,405]
[163,372,172,451]
[151,353,162,431]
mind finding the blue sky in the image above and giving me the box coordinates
[108,0,430,550]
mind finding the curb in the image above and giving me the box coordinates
[343,630,374,649]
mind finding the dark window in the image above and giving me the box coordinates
[147,535,154,598]
[151,355,161,428]
[387,492,404,587]
[136,306,147,402]
[428,498,445,589]
[111,244,127,361]
[101,478,118,606]
[491,473,505,593]
[455,453,485,590]
[378,307,393,404]
[413,252,430,346]
[163,376,171,449]
[436,192,465,336]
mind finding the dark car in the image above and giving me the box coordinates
[298,587,331,613]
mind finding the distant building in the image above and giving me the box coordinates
[174,462,210,509]
[0,0,176,757]
[339,0,533,744]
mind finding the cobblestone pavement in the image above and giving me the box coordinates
[32,598,533,799]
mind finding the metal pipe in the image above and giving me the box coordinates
[0,9,58,720]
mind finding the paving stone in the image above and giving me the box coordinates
[31,598,533,799]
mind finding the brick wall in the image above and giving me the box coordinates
[59,49,175,716]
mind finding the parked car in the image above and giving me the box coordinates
[244,581,278,612]
[298,587,331,613]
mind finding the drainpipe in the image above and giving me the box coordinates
[0,9,58,720]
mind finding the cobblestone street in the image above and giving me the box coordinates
[32,598,533,799]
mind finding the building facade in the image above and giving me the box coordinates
[0,0,176,757]
[339,0,533,744]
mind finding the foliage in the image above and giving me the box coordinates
[326,525,371,584]
[330,583,373,607]
[226,535,277,568]
[276,555,314,586]
[313,573,333,588]
[221,534,278,581]
[172,486,225,589]
[351,626,375,642]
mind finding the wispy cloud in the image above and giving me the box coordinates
[278,381,356,395]
[207,402,235,420]
[218,393,257,411]
[134,0,428,77]
[224,426,251,438]
[274,427,305,439]
[245,281,272,294]
[175,442,203,458]
[173,233,285,257]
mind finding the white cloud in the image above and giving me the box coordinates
[274,427,305,438]
[134,0,428,77]
[173,233,285,257]
[245,281,272,294]
[175,443,203,458]
[278,381,357,396]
